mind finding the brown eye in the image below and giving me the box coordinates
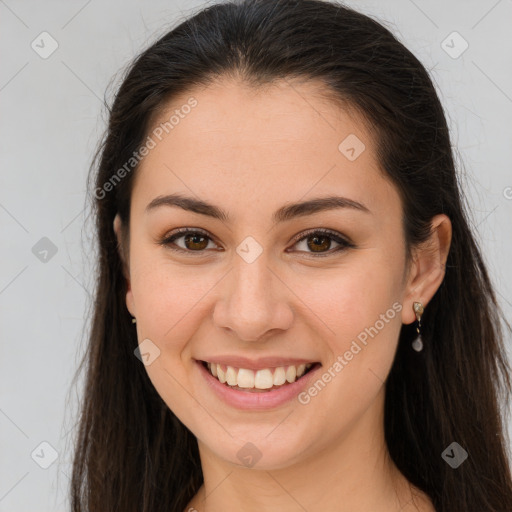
[182,233,209,251]
[160,228,218,254]
[290,229,354,257]
[160,227,354,257]
[306,234,332,252]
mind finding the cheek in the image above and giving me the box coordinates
[296,270,403,426]
[298,257,402,339]
[128,252,212,419]
[131,262,209,345]
[298,256,403,397]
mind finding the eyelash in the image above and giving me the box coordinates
[158,227,355,258]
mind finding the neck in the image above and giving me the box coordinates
[185,388,428,512]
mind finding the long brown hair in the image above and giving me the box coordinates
[69,1,512,510]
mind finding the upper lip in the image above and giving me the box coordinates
[196,356,320,371]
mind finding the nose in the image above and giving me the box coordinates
[212,253,294,342]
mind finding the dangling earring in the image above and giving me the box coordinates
[412,302,424,352]
[131,317,137,324]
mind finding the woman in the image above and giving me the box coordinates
[70,0,512,510]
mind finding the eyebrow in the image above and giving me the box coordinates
[145,193,371,223]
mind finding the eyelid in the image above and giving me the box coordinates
[287,228,354,257]
[159,227,354,256]
[288,227,352,246]
[159,227,220,255]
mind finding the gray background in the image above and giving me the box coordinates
[1,0,511,510]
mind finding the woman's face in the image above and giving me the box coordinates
[116,78,423,469]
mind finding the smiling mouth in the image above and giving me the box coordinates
[201,360,321,392]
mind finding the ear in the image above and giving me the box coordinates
[113,213,136,318]
[401,214,452,325]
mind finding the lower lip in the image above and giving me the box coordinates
[195,359,322,410]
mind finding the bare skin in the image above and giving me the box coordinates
[114,77,449,512]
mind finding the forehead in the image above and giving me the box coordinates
[146,77,369,156]
[132,77,399,224]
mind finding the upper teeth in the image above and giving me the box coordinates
[206,362,313,389]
